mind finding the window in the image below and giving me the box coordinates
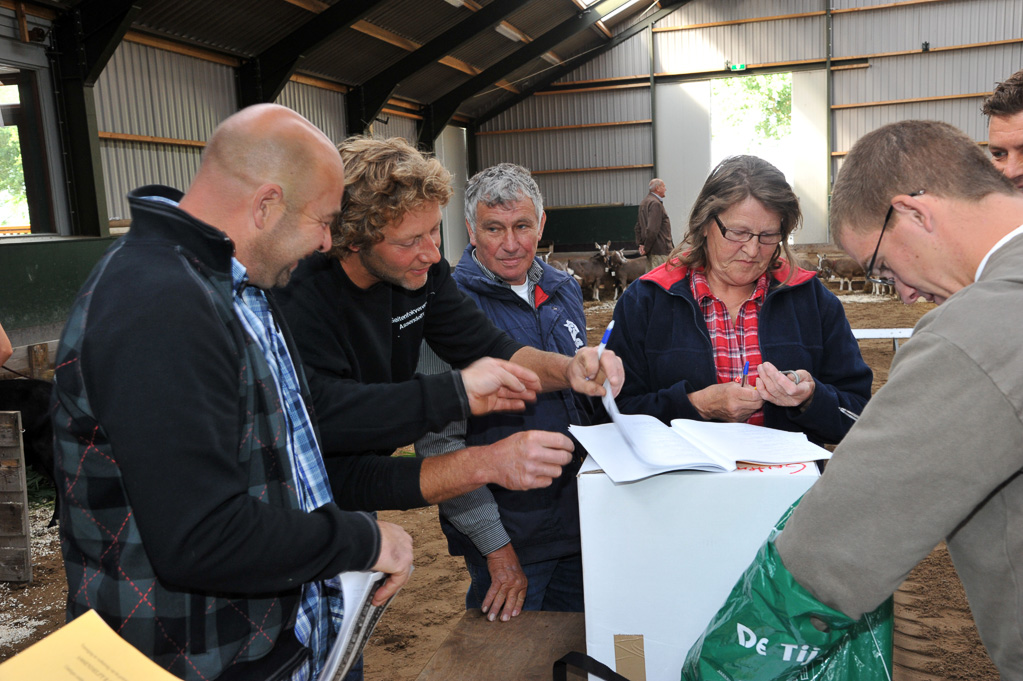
[0,64,54,237]
[711,72,794,181]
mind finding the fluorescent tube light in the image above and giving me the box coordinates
[602,0,642,22]
[494,23,523,41]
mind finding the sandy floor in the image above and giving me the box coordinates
[0,286,1001,680]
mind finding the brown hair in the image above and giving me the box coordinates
[830,120,1016,245]
[981,68,1023,118]
[669,155,801,281]
[332,136,452,256]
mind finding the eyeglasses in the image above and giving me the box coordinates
[713,216,783,245]
[865,189,925,285]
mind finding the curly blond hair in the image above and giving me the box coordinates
[331,136,452,257]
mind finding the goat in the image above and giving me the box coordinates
[540,243,571,273]
[607,249,647,299]
[568,242,615,301]
[870,279,896,298]
[817,254,864,292]
[0,378,58,526]
[794,253,821,276]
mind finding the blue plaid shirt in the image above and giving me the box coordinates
[232,259,343,681]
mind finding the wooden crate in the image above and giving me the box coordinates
[0,411,32,583]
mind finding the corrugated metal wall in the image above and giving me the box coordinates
[95,42,235,219]
[369,114,418,144]
[473,0,1023,226]
[556,27,649,82]
[275,81,348,144]
[654,16,827,74]
[829,0,1023,186]
[94,43,352,219]
[84,1,1022,222]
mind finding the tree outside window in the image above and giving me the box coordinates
[711,72,794,183]
[0,81,28,233]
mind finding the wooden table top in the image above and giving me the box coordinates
[415,610,586,681]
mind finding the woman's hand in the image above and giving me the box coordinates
[689,382,764,422]
[756,362,815,409]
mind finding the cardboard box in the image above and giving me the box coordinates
[578,457,819,681]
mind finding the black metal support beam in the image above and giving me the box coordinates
[237,0,384,108]
[50,0,141,236]
[418,0,623,148]
[473,1,689,130]
[345,0,534,137]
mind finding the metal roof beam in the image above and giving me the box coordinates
[52,0,141,86]
[418,0,622,147]
[49,0,141,237]
[345,0,534,136]
[237,0,385,107]
[473,1,690,129]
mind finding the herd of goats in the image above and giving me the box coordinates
[542,242,897,303]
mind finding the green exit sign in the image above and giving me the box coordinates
[729,63,747,71]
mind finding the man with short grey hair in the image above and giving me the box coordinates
[418,163,589,622]
[635,177,673,271]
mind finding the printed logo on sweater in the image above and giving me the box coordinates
[393,302,427,330]
[564,319,584,350]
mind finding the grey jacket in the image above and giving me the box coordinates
[777,231,1023,678]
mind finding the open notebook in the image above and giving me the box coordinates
[569,384,830,483]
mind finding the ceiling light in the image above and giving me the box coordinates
[495,23,524,41]
[541,52,562,65]
[442,0,465,6]
[601,0,642,22]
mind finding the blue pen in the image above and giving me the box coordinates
[588,320,614,383]
[596,320,614,359]
[740,360,750,387]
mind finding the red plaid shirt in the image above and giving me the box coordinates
[690,268,770,426]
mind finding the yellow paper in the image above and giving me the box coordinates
[0,609,181,680]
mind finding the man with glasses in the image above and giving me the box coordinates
[983,67,1023,190]
[684,121,1023,678]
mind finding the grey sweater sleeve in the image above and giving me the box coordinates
[415,343,511,557]
[776,329,1023,619]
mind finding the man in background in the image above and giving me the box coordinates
[52,104,412,681]
[419,164,589,623]
[983,67,1023,189]
[635,178,673,271]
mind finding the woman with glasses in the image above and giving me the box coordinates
[605,155,871,445]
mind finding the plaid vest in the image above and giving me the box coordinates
[53,189,306,680]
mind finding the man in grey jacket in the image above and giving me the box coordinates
[774,120,1023,676]
[634,178,673,271]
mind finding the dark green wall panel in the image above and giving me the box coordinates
[542,205,637,251]
[0,238,117,330]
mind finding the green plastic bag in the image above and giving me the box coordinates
[681,502,893,681]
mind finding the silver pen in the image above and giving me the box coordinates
[839,407,860,422]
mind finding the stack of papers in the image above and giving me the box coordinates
[569,385,830,483]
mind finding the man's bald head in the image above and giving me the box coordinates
[179,104,345,288]
[199,104,341,210]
